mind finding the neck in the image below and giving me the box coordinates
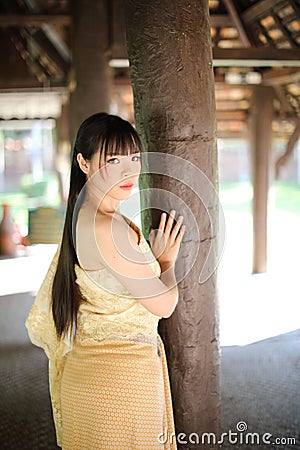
[83,186,121,217]
[98,196,121,216]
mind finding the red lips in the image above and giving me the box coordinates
[119,183,134,189]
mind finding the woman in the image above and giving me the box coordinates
[26,112,185,449]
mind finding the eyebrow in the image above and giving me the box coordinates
[106,152,140,158]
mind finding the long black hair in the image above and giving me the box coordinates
[51,112,143,338]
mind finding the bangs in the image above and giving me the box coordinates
[97,121,143,166]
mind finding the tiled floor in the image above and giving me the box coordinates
[0,292,299,449]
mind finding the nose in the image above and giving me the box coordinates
[121,156,138,178]
[121,163,131,178]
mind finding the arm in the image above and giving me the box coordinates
[158,266,178,317]
[89,211,184,318]
[149,209,185,316]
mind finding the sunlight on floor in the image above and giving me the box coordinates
[219,208,300,346]
[0,245,58,296]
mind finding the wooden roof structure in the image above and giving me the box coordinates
[0,0,299,137]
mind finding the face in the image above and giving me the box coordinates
[78,149,141,201]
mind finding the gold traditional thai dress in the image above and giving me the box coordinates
[25,220,177,450]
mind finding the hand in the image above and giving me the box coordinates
[149,210,185,271]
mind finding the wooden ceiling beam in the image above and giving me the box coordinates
[20,0,71,63]
[0,14,71,27]
[30,29,69,74]
[9,28,49,82]
[213,47,300,66]
[256,22,275,46]
[216,100,250,110]
[42,24,70,62]
[210,14,233,27]
[0,14,236,40]
[222,0,252,47]
[216,110,248,120]
[271,13,298,48]
[0,77,68,90]
[273,85,294,115]
[242,0,284,24]
[262,68,300,85]
[106,48,300,68]
[290,0,300,17]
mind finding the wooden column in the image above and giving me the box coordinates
[69,0,113,144]
[125,1,219,448]
[250,86,274,273]
[55,99,70,203]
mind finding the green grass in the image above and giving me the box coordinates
[0,172,61,227]
[219,182,253,213]
[272,181,300,215]
[219,181,300,216]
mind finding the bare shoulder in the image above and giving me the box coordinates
[96,214,139,248]
[95,214,124,241]
[95,214,139,260]
[94,215,113,246]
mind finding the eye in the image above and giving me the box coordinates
[107,157,120,164]
[131,155,141,162]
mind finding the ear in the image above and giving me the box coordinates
[77,153,90,175]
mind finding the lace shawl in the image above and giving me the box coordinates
[25,246,73,446]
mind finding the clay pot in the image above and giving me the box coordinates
[0,204,18,258]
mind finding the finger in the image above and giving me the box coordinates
[165,209,176,236]
[175,224,186,242]
[149,228,155,247]
[170,215,184,240]
[158,212,167,232]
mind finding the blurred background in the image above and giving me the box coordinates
[0,0,299,347]
[0,1,299,449]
